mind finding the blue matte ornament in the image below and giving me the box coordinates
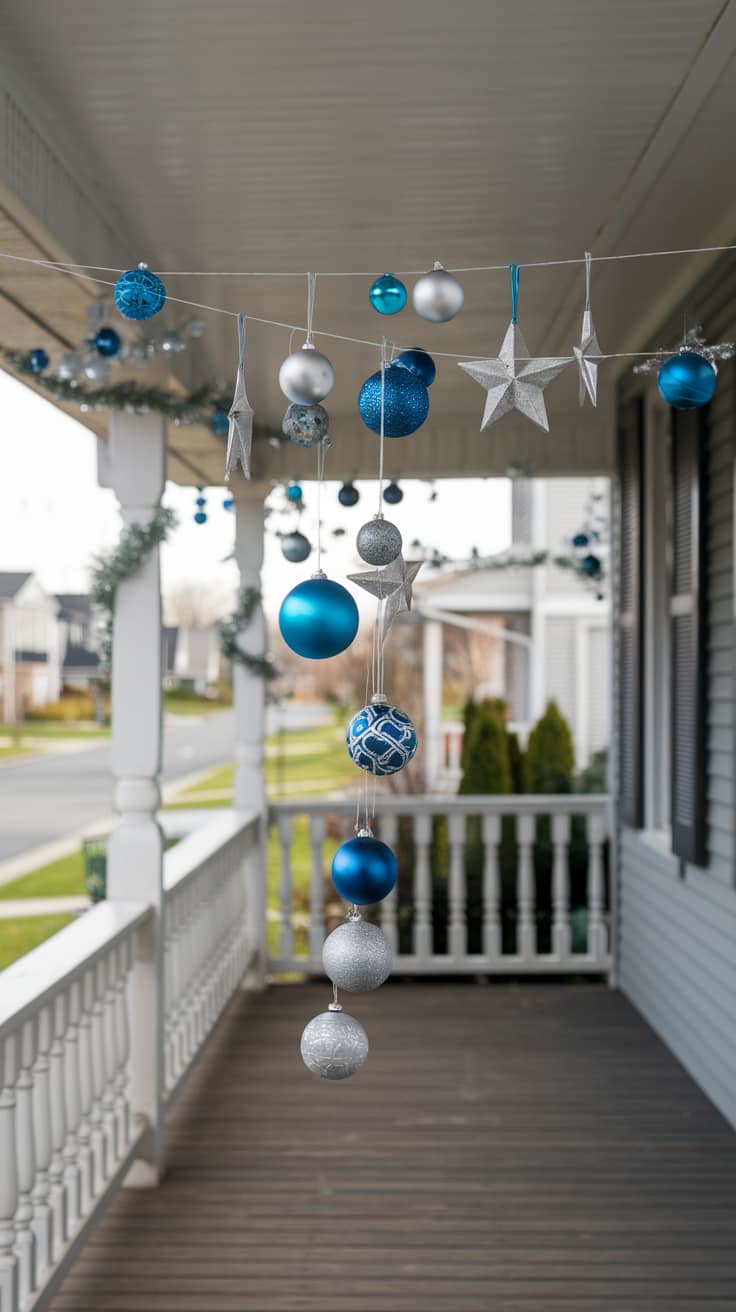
[29,349,49,374]
[211,409,229,436]
[657,350,716,410]
[369,273,407,316]
[383,481,403,505]
[194,511,207,525]
[223,496,234,511]
[358,364,429,437]
[394,347,436,387]
[571,532,590,548]
[94,326,121,358]
[347,702,418,776]
[279,576,359,660]
[581,553,602,577]
[287,483,303,503]
[338,482,360,507]
[114,263,166,320]
[195,495,206,507]
[331,834,398,905]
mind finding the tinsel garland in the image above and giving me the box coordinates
[1,348,231,425]
[220,587,278,680]
[91,506,178,670]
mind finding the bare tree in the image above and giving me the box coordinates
[164,581,234,628]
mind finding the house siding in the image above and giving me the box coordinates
[617,252,736,1128]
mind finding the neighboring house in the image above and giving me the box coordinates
[163,624,223,694]
[0,572,62,721]
[418,478,610,786]
[55,593,102,687]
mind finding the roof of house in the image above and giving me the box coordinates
[0,572,32,600]
[63,645,101,671]
[55,593,93,619]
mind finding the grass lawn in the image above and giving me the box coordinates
[0,745,33,760]
[0,914,76,971]
[0,849,87,900]
[163,693,232,716]
[0,721,109,739]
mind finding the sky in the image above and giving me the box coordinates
[0,369,512,616]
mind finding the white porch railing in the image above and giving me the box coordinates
[0,808,260,1312]
[269,795,611,976]
[433,721,530,791]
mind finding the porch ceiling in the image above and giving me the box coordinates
[2,1,736,483]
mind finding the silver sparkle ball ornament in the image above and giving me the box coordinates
[323,917,393,992]
[412,262,464,323]
[356,515,402,566]
[300,1003,369,1080]
[82,355,111,384]
[279,343,335,405]
[159,328,186,354]
[57,351,83,382]
[282,402,330,448]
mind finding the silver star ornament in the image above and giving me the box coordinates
[225,314,254,479]
[574,307,602,408]
[458,322,571,432]
[347,555,423,641]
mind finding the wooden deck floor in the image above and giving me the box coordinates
[51,982,736,1312]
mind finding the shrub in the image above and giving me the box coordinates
[26,694,97,722]
[523,700,574,794]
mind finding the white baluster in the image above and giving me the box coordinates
[14,1018,37,1306]
[114,942,131,1152]
[102,955,119,1167]
[62,983,81,1231]
[516,814,536,961]
[76,973,95,1217]
[376,814,399,954]
[47,995,68,1255]
[30,1006,52,1284]
[447,813,466,960]
[277,814,294,963]
[0,1034,19,1312]
[412,814,433,965]
[88,965,107,1194]
[308,815,326,962]
[481,814,502,961]
[587,812,608,960]
[551,814,572,959]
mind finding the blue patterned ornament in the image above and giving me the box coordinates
[346,701,418,776]
[358,363,429,437]
[29,349,49,374]
[279,576,359,659]
[394,347,436,387]
[331,834,397,905]
[114,263,166,320]
[338,482,360,507]
[94,326,121,358]
[657,350,716,410]
[369,272,407,316]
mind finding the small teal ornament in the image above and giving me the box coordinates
[581,553,602,578]
[114,263,166,320]
[338,482,360,507]
[195,495,206,507]
[29,349,49,374]
[331,834,397,905]
[287,483,303,503]
[279,575,359,660]
[383,481,403,505]
[194,511,207,525]
[346,701,418,776]
[369,273,407,316]
[657,350,716,410]
[223,496,234,511]
[94,326,121,358]
[211,409,229,436]
[358,364,429,437]
[571,532,590,548]
[394,347,436,387]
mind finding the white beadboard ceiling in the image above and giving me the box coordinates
[1,0,736,483]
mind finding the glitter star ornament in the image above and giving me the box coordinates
[225,313,254,479]
[573,252,602,407]
[347,555,422,640]
[458,264,571,432]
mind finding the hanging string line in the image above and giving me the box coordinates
[315,436,326,574]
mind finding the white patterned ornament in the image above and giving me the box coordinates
[300,1003,369,1080]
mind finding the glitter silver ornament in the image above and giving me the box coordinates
[82,356,110,384]
[323,917,393,992]
[159,328,186,354]
[57,351,82,382]
[279,343,335,405]
[282,402,329,447]
[356,515,402,566]
[300,1003,369,1080]
[412,262,464,323]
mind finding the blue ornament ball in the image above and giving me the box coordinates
[94,326,121,358]
[114,263,166,321]
[279,577,359,660]
[29,349,49,374]
[383,481,403,505]
[195,495,206,507]
[194,511,207,525]
[394,347,436,387]
[581,553,602,578]
[211,409,229,436]
[338,482,360,507]
[369,272,407,316]
[571,532,590,548]
[358,364,429,437]
[657,350,716,410]
[287,483,303,503]
[347,702,418,776]
[332,835,397,905]
[223,497,234,511]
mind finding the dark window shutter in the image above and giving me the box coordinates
[618,398,644,828]
[670,408,707,866]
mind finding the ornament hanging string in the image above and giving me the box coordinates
[584,250,593,313]
[509,262,520,323]
[305,272,317,346]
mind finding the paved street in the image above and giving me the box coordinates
[0,702,329,863]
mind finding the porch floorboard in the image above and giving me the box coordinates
[50,982,736,1311]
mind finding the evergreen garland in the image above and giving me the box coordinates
[91,506,178,670]
[220,587,278,681]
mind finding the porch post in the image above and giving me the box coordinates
[101,413,166,1185]
[232,485,269,984]
[423,618,443,789]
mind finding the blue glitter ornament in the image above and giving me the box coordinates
[394,347,436,387]
[331,834,397,905]
[657,350,716,410]
[94,326,121,358]
[347,702,418,776]
[223,496,234,511]
[338,482,360,507]
[29,349,49,374]
[287,483,303,503]
[383,482,403,505]
[194,511,207,525]
[571,532,590,548]
[279,576,359,660]
[369,273,407,316]
[358,364,429,437]
[211,409,229,437]
[114,263,166,320]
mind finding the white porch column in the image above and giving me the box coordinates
[422,618,443,789]
[100,413,166,1184]
[232,486,268,984]
[529,480,547,721]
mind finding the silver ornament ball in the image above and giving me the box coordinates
[279,344,335,405]
[356,516,403,566]
[323,918,393,992]
[57,351,83,382]
[159,328,186,354]
[282,402,330,447]
[83,356,110,384]
[300,1004,369,1080]
[412,262,464,323]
